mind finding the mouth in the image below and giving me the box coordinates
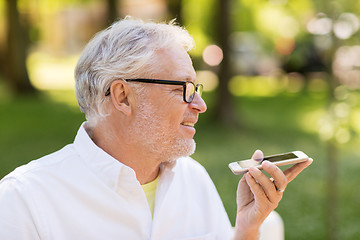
[181,122,195,127]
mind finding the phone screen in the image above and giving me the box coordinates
[263,152,297,162]
[236,152,298,168]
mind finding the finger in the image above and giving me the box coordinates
[262,161,287,193]
[237,174,251,195]
[248,167,279,203]
[245,171,267,202]
[283,158,313,183]
[251,149,264,163]
[269,178,285,193]
[236,175,253,207]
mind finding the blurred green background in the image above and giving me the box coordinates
[1,0,360,239]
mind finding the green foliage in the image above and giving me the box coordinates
[183,0,317,54]
[182,0,218,56]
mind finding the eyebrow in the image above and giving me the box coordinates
[182,76,196,82]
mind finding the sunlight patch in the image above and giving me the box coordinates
[27,52,78,90]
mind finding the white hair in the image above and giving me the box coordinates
[74,17,195,126]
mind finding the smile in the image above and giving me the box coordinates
[182,122,195,127]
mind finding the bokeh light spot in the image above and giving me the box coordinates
[202,44,223,66]
[307,13,333,35]
[333,13,359,39]
[196,70,219,92]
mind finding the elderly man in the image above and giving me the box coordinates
[0,18,312,239]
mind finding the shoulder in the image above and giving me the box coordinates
[174,156,215,188]
[1,144,78,185]
[175,156,209,176]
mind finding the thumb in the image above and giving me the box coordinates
[252,149,264,162]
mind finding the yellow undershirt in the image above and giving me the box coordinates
[141,176,159,217]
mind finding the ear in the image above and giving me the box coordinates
[109,80,132,116]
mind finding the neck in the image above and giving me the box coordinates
[85,122,161,185]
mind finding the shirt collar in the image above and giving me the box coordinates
[73,122,178,190]
[73,123,137,190]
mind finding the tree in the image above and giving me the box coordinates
[168,0,183,24]
[106,0,119,25]
[5,0,35,94]
[213,0,238,125]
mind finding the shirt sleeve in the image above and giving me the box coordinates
[0,177,41,240]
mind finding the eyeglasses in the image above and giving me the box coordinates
[105,78,203,103]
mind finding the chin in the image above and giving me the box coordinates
[182,139,196,156]
[164,139,196,163]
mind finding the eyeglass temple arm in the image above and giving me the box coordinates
[105,79,191,96]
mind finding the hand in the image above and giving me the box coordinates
[233,150,313,240]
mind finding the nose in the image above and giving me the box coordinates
[189,92,207,113]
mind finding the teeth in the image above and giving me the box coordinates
[182,122,194,127]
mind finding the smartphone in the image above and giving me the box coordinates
[228,151,309,175]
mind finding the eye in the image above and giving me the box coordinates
[173,87,183,93]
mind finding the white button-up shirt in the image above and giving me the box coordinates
[0,124,233,240]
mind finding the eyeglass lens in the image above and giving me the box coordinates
[185,82,203,103]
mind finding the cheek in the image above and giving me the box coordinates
[161,105,186,130]
[148,90,187,130]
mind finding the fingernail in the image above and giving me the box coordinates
[262,160,274,168]
[262,160,270,166]
[252,149,263,162]
[249,167,260,174]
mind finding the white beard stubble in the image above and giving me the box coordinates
[127,101,196,163]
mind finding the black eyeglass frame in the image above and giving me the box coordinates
[105,78,203,103]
